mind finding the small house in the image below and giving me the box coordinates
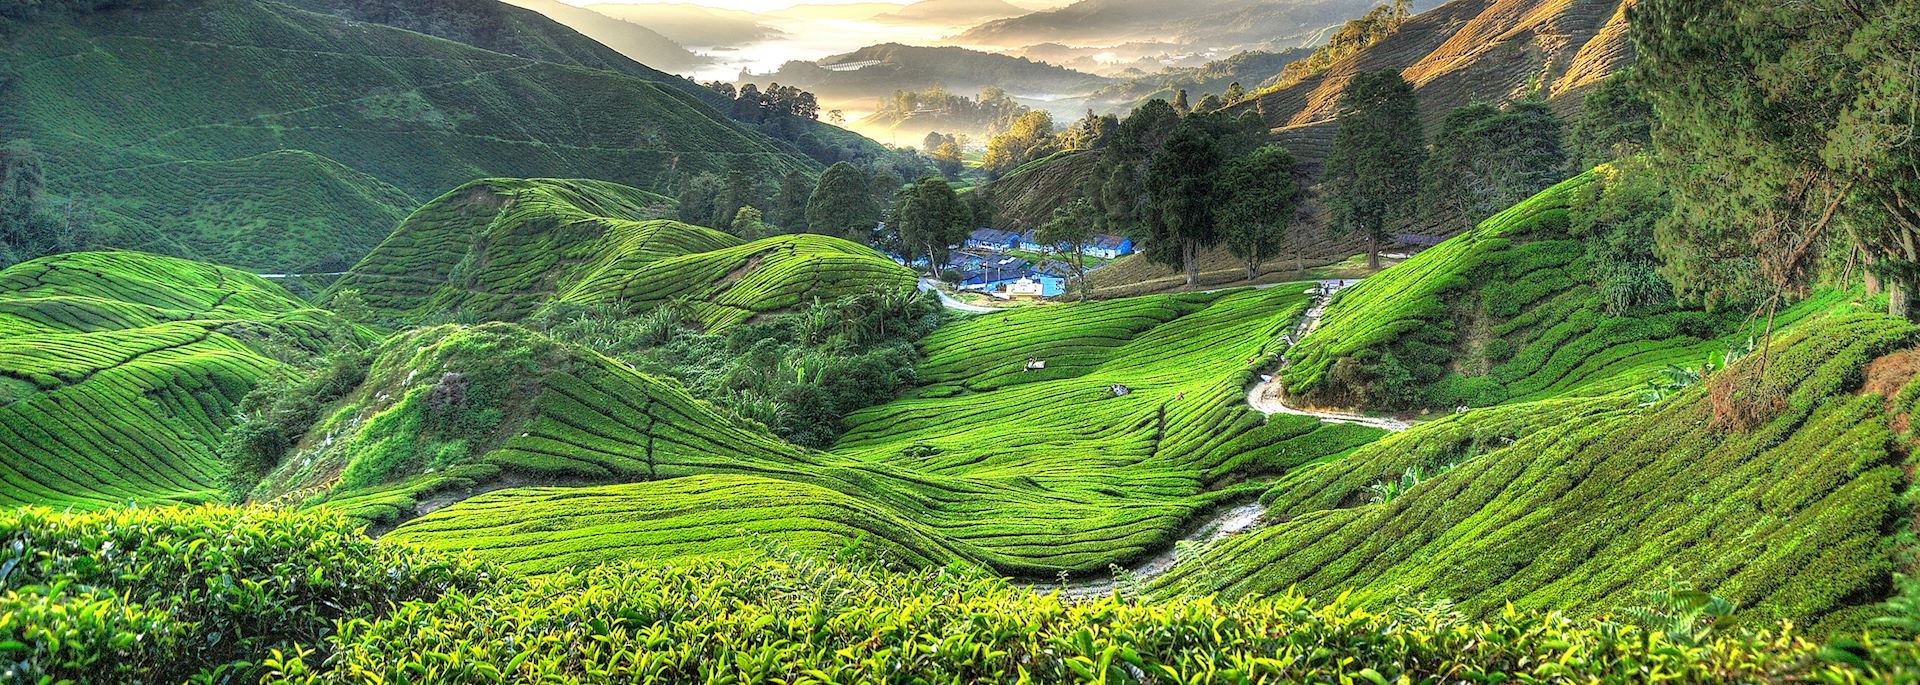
[1006,277,1045,300]
[1088,234,1134,259]
[965,228,1020,251]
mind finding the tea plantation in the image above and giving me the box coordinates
[331,178,916,328]
[1278,171,1808,411]
[16,504,1920,684]
[0,251,359,509]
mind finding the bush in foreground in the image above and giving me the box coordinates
[9,505,1920,683]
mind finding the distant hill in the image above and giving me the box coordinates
[492,0,710,71]
[0,0,906,272]
[957,0,1443,52]
[748,42,1111,101]
[872,0,1030,25]
[580,2,783,47]
[1084,48,1316,110]
[1233,0,1633,168]
[332,178,916,326]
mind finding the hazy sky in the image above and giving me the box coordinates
[570,0,910,14]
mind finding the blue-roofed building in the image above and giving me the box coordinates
[965,228,1020,251]
[1088,234,1134,259]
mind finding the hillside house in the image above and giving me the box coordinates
[965,228,1020,251]
[1088,235,1134,259]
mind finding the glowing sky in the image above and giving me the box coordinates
[569,0,909,14]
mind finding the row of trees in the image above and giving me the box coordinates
[675,160,902,243]
[704,82,820,123]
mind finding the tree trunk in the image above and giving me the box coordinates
[1183,240,1199,288]
[1366,233,1380,270]
[1246,259,1258,282]
[1893,279,1914,321]
[1863,250,1881,296]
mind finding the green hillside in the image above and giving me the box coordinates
[0,0,823,271]
[1161,306,1913,633]
[332,177,917,327]
[0,251,359,509]
[376,287,1378,575]
[1277,171,1798,411]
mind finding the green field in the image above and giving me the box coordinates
[0,251,359,509]
[331,177,917,327]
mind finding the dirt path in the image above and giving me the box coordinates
[1035,501,1268,599]
[1248,280,1412,432]
[918,278,998,313]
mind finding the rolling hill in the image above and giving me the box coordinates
[744,43,1111,102]
[330,177,917,327]
[0,0,885,272]
[0,251,360,509]
[956,0,1443,52]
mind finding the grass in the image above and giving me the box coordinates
[1159,305,1917,633]
[0,251,360,509]
[1,0,825,271]
[331,177,916,328]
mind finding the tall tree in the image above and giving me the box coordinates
[1148,121,1225,287]
[0,140,79,268]
[1217,146,1301,281]
[676,172,725,228]
[1419,100,1566,233]
[892,176,969,268]
[1323,69,1424,268]
[980,111,1057,175]
[1633,0,1920,318]
[1034,197,1099,299]
[1572,71,1653,168]
[730,205,768,240]
[771,171,811,229]
[805,162,879,240]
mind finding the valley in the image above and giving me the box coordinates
[4,0,1920,682]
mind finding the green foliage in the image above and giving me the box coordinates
[0,505,490,683]
[1633,0,1920,317]
[889,175,971,268]
[1216,145,1300,280]
[1418,100,1568,234]
[1622,579,1737,647]
[981,110,1059,176]
[1572,158,1674,314]
[0,140,87,269]
[1256,0,1410,94]
[1034,197,1099,295]
[805,162,881,240]
[1572,70,1653,168]
[1323,69,1425,267]
[217,347,371,499]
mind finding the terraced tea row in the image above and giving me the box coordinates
[383,287,1381,576]
[332,178,915,328]
[1280,171,1801,411]
[0,252,359,509]
[1163,308,1915,632]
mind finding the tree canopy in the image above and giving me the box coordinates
[1323,69,1424,268]
[1217,146,1301,281]
[806,162,881,240]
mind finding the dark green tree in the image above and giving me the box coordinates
[1323,69,1424,268]
[770,170,812,229]
[1217,145,1301,281]
[1418,100,1566,233]
[891,176,969,268]
[1034,197,1099,298]
[1633,0,1920,318]
[1148,121,1224,287]
[676,172,724,228]
[1572,71,1653,168]
[1,140,84,267]
[805,162,879,240]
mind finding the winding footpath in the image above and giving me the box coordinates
[918,278,998,313]
[1037,280,1415,597]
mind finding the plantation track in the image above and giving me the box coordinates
[1247,280,1412,431]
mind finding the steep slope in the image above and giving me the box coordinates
[1278,172,1791,411]
[480,0,711,72]
[1161,307,1915,633]
[331,178,916,327]
[1235,0,1633,167]
[0,251,360,509]
[0,0,821,271]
